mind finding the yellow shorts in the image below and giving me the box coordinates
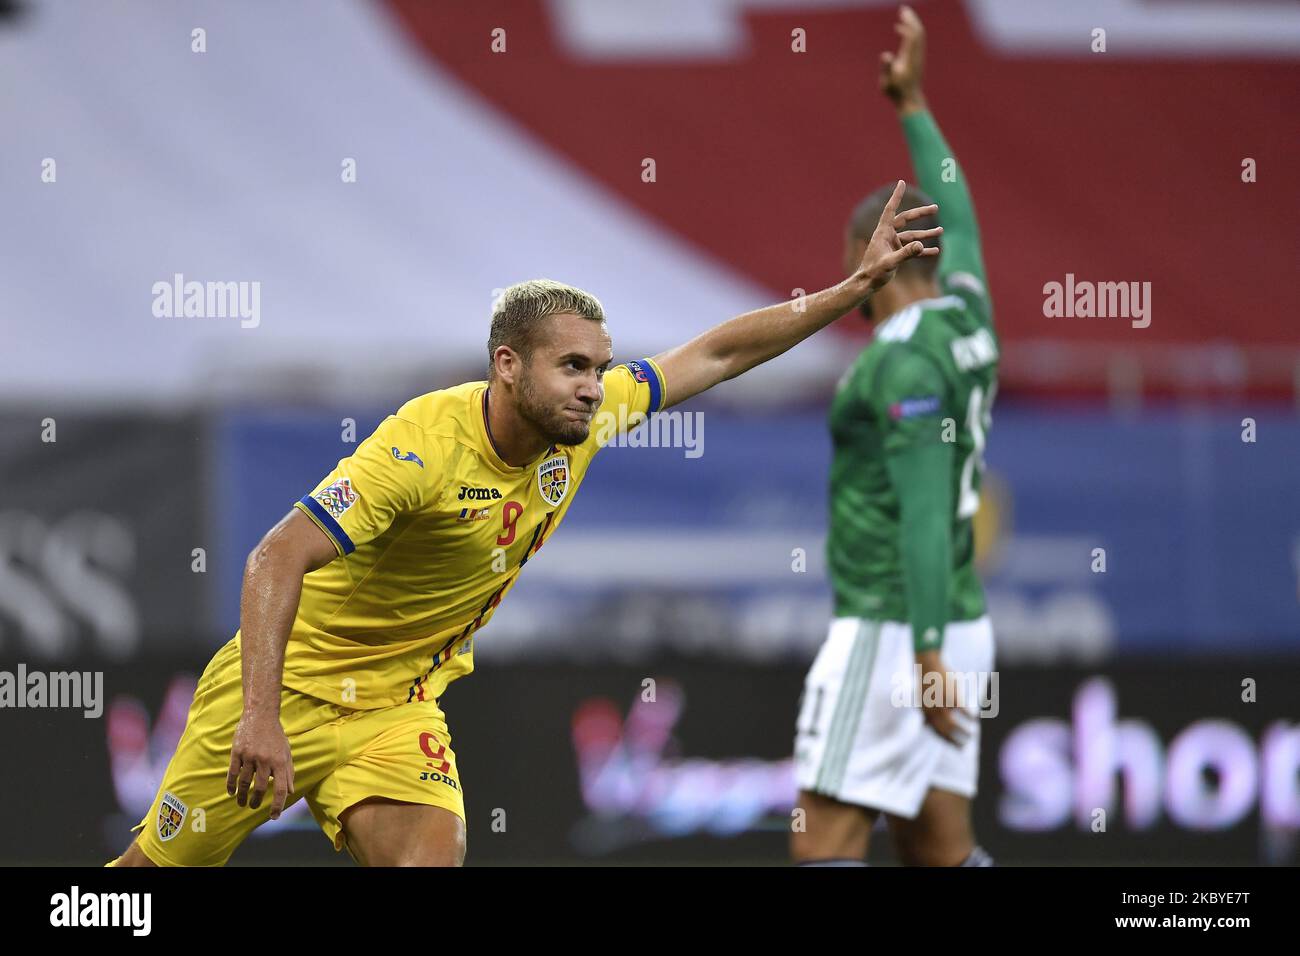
[129,636,464,866]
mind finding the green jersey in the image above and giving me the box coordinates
[826,110,998,651]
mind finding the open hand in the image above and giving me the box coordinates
[857,179,941,294]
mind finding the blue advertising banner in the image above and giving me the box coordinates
[210,403,1299,661]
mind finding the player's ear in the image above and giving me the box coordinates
[493,345,522,386]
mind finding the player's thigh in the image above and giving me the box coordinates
[791,788,879,862]
[794,618,885,800]
[129,640,261,866]
[341,797,466,867]
[109,841,158,867]
[129,639,340,866]
[797,618,940,820]
[886,787,974,866]
[311,698,467,866]
[921,615,993,838]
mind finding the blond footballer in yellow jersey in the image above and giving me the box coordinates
[110,187,941,866]
[284,364,663,709]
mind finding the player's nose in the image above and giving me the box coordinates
[575,376,602,404]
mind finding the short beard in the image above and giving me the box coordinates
[517,369,591,446]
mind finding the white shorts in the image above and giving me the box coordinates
[793,615,995,819]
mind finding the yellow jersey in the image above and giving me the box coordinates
[256,358,667,709]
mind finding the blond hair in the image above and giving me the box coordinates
[487,279,605,377]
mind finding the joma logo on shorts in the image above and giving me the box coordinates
[457,486,502,500]
[418,770,460,790]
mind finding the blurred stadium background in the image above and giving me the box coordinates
[2,0,1298,865]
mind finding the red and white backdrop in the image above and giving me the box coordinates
[389,0,1300,398]
[3,0,1297,403]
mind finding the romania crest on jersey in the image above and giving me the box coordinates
[537,454,569,507]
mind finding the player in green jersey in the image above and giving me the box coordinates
[792,5,998,867]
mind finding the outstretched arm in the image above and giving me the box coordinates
[651,180,941,410]
[881,5,986,291]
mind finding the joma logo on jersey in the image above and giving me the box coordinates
[537,454,569,507]
[457,486,502,500]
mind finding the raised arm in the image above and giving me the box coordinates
[881,5,986,291]
[652,180,941,409]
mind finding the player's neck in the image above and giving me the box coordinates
[484,382,551,468]
[872,278,941,324]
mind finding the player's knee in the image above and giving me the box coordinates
[790,791,871,862]
[112,841,159,867]
[791,835,859,864]
[897,837,972,867]
[439,827,467,867]
[790,823,835,861]
[363,828,466,867]
[395,836,465,867]
[789,827,818,861]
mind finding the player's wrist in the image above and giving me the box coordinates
[914,632,943,658]
[844,269,878,304]
[241,699,282,720]
[895,92,927,117]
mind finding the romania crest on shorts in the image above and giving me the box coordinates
[157,791,187,842]
[537,454,569,507]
